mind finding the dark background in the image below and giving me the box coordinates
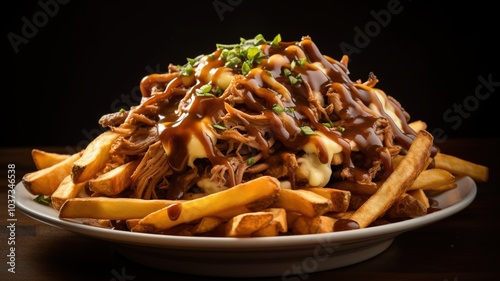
[2,0,499,150]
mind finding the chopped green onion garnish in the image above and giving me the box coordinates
[300,126,316,136]
[247,157,256,165]
[34,195,51,206]
[215,34,283,72]
[242,61,252,76]
[246,47,261,61]
[179,64,193,76]
[272,104,284,114]
[196,84,213,96]
[271,34,281,46]
[217,43,239,50]
[213,124,226,130]
[289,75,299,85]
[252,34,266,45]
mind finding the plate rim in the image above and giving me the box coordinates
[15,176,477,251]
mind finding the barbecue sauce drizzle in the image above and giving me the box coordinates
[138,36,428,189]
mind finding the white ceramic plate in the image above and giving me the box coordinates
[15,176,476,278]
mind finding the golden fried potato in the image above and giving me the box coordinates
[88,160,140,196]
[134,176,280,232]
[71,130,120,184]
[271,188,333,218]
[31,149,71,170]
[434,152,489,183]
[225,212,274,237]
[22,151,82,196]
[349,130,433,228]
[51,174,87,210]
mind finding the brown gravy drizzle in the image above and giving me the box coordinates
[333,219,360,232]
[138,36,435,188]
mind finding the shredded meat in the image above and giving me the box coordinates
[130,141,171,199]
[110,126,158,156]
[99,111,128,127]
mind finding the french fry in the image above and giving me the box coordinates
[434,152,489,183]
[270,188,333,218]
[224,212,274,237]
[22,151,82,196]
[71,130,120,184]
[134,176,280,232]
[407,168,456,191]
[88,160,140,196]
[31,149,71,170]
[408,120,427,133]
[51,175,87,210]
[262,208,288,233]
[350,190,430,219]
[424,183,458,196]
[392,154,405,168]
[286,211,303,228]
[335,168,455,197]
[250,208,288,237]
[326,210,355,220]
[385,192,427,218]
[291,215,337,234]
[59,197,181,220]
[302,187,351,212]
[212,205,253,221]
[190,216,223,235]
[407,188,430,209]
[125,219,140,230]
[349,130,433,228]
[252,221,280,237]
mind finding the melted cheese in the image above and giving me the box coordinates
[186,120,217,168]
[296,132,343,187]
[370,89,403,130]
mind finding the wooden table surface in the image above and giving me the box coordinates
[1,137,499,281]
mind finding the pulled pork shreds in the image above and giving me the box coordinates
[94,34,429,200]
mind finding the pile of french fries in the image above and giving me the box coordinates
[21,122,488,237]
